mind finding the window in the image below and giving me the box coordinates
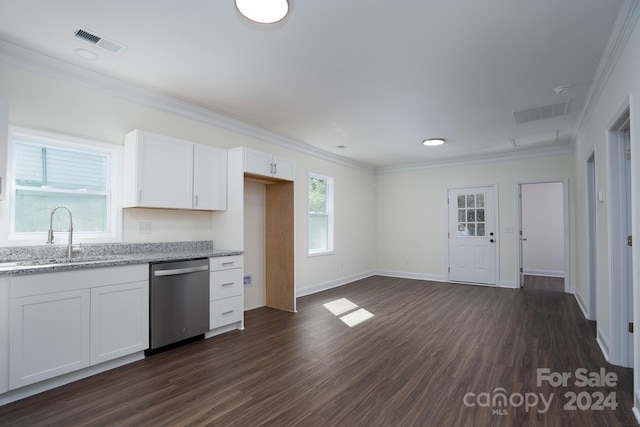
[9,128,120,243]
[308,172,334,255]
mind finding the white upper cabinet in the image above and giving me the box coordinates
[243,147,295,181]
[0,98,8,201]
[194,144,227,210]
[124,130,227,210]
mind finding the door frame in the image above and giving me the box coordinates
[585,149,597,321]
[606,101,632,368]
[447,183,500,286]
[516,178,570,293]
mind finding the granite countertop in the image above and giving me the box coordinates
[0,241,242,276]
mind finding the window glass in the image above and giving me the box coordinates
[308,173,334,255]
[10,129,118,241]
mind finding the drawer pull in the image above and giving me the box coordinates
[222,310,235,315]
[221,282,234,287]
[222,261,235,266]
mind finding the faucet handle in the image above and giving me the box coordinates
[46,229,55,244]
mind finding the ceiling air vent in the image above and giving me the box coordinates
[73,27,126,54]
[513,100,571,124]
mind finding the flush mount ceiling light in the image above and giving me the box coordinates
[554,85,571,95]
[422,138,446,147]
[74,48,99,60]
[235,0,289,24]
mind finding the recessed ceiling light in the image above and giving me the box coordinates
[235,0,289,24]
[422,138,446,146]
[554,85,571,95]
[74,48,98,60]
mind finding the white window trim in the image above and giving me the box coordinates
[307,171,334,256]
[6,126,123,245]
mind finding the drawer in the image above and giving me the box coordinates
[210,269,243,300]
[210,255,244,271]
[210,295,243,329]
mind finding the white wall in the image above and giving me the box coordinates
[0,61,377,297]
[244,181,266,310]
[375,155,575,287]
[521,182,565,277]
[571,4,640,386]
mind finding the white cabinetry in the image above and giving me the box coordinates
[193,144,227,210]
[90,281,148,365]
[0,278,9,394]
[244,147,295,181]
[124,130,227,210]
[8,265,148,390]
[0,98,8,201]
[208,255,244,333]
[10,289,91,389]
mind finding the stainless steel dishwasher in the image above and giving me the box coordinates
[148,258,209,353]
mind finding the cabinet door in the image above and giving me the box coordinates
[126,130,194,208]
[10,289,90,389]
[193,144,227,210]
[273,155,295,181]
[0,98,7,201]
[90,281,149,365]
[244,147,274,177]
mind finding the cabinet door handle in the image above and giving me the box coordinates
[222,310,235,315]
[221,282,234,287]
[222,261,235,266]
[273,163,277,175]
[137,190,142,204]
[194,194,198,207]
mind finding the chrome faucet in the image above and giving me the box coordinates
[46,205,74,259]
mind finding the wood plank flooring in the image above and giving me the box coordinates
[0,276,637,426]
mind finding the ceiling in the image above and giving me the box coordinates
[0,0,624,169]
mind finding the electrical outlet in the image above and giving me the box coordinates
[244,275,252,286]
[137,221,151,234]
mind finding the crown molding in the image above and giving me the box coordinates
[572,0,640,144]
[376,144,573,174]
[0,39,375,174]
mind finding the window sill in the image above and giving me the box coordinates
[308,250,335,258]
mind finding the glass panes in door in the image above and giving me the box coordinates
[457,193,486,237]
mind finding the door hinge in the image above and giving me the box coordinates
[448,267,450,273]
[520,267,523,273]
[626,149,631,160]
[629,322,634,333]
[628,236,633,247]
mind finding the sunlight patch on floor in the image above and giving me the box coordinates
[323,298,358,315]
[323,298,374,327]
[339,308,374,327]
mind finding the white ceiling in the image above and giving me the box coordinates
[0,0,624,169]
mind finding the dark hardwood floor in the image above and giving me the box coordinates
[0,276,637,426]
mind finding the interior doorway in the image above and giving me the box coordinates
[607,105,632,368]
[517,179,570,293]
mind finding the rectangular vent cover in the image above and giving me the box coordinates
[74,27,126,54]
[513,100,571,124]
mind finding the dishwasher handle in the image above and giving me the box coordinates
[153,265,209,277]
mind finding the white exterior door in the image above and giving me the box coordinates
[448,186,497,285]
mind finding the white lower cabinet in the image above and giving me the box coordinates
[90,281,149,365]
[208,255,244,334]
[7,265,148,391]
[10,289,91,389]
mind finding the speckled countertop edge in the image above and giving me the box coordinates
[0,241,243,276]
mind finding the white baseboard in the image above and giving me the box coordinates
[596,326,611,362]
[374,270,446,282]
[498,280,518,289]
[574,289,591,320]
[523,268,565,278]
[296,270,376,298]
